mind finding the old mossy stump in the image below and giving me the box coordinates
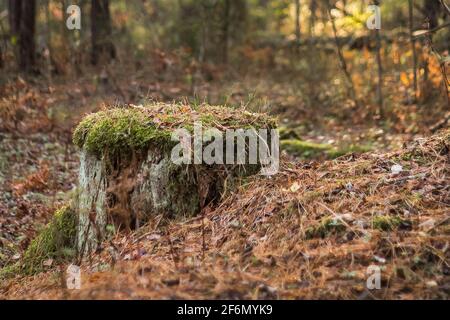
[73,103,278,254]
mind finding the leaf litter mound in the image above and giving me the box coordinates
[1,129,449,299]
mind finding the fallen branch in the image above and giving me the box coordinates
[413,22,450,39]
[430,112,450,133]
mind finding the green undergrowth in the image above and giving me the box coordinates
[278,126,302,140]
[281,140,331,159]
[372,215,411,232]
[302,214,413,240]
[20,205,77,275]
[326,144,373,158]
[304,216,347,239]
[281,139,372,159]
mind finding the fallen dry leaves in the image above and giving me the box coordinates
[1,129,448,300]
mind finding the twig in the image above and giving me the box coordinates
[326,3,358,107]
[430,111,450,133]
[413,22,450,39]
[439,0,450,15]
[166,228,179,269]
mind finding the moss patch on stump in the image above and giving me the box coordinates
[73,103,277,156]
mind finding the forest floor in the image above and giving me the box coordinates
[0,67,448,299]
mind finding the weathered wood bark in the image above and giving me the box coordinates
[76,147,270,255]
[76,149,201,254]
[91,0,115,65]
[77,151,107,255]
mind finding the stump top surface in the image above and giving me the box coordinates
[73,103,277,155]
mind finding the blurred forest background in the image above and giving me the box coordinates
[0,0,449,135]
[0,0,449,298]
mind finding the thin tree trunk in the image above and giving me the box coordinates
[45,0,53,79]
[0,15,8,69]
[408,0,417,100]
[425,0,440,30]
[305,0,317,100]
[421,0,445,95]
[222,0,230,64]
[309,0,316,39]
[327,2,357,106]
[374,0,383,116]
[8,0,21,37]
[9,0,36,72]
[295,0,301,45]
[91,0,115,65]
[20,0,36,71]
[198,1,207,65]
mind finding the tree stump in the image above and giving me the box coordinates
[73,103,278,255]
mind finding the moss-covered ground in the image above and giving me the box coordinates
[1,205,77,278]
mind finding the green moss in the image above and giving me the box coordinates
[277,126,302,140]
[73,108,173,156]
[73,103,277,156]
[0,263,20,280]
[304,216,347,239]
[372,215,405,231]
[281,139,331,158]
[21,205,77,274]
[326,144,372,158]
[281,139,372,159]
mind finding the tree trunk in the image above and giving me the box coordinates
[374,0,383,116]
[295,0,301,44]
[8,0,36,72]
[45,0,53,78]
[309,0,316,39]
[327,1,357,106]
[424,0,440,30]
[222,0,230,64]
[8,0,21,37]
[91,0,115,65]
[409,0,417,100]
